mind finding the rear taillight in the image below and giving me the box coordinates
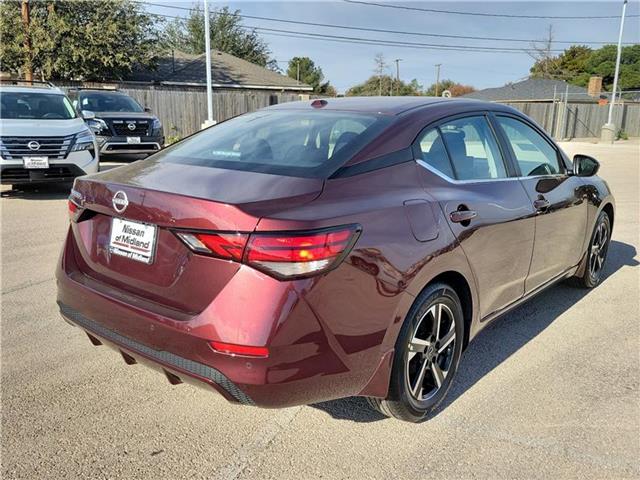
[245,226,360,279]
[174,225,360,280]
[174,231,248,260]
[68,199,81,222]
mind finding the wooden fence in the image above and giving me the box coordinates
[504,101,640,139]
[59,83,303,139]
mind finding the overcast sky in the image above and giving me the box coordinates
[148,1,640,93]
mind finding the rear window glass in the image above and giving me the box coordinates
[0,92,76,120]
[156,110,391,178]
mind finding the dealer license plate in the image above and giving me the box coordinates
[23,156,49,169]
[109,218,157,264]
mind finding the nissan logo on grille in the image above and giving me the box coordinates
[27,141,41,151]
[127,122,136,131]
[112,191,129,213]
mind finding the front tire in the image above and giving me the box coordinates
[367,283,464,422]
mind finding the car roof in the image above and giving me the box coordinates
[76,89,126,95]
[264,96,495,115]
[0,86,64,95]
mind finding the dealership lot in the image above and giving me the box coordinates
[1,142,639,479]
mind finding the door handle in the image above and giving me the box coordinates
[450,209,478,224]
[533,198,550,212]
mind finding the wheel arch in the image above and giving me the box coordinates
[601,202,614,229]
[420,271,473,350]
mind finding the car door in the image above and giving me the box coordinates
[414,114,536,319]
[491,114,588,292]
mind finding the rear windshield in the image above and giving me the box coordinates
[156,110,391,178]
[78,91,143,113]
[0,92,77,120]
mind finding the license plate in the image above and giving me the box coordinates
[23,156,49,169]
[109,218,157,264]
[127,136,141,144]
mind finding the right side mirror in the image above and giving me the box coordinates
[81,110,96,120]
[573,154,600,177]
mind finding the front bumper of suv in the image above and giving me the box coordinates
[0,150,99,185]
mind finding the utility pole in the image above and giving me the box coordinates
[603,0,628,143]
[202,0,214,128]
[601,1,628,143]
[434,64,442,97]
[297,60,300,85]
[392,59,402,96]
[21,0,33,82]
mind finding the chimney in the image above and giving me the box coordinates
[588,76,603,97]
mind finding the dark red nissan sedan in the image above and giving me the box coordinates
[57,97,614,422]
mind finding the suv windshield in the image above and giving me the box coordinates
[0,92,77,120]
[156,110,391,178]
[78,91,143,113]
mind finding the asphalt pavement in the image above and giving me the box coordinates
[1,142,639,479]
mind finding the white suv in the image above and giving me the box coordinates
[0,82,99,189]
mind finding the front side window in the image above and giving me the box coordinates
[79,92,143,113]
[0,92,77,120]
[439,116,508,180]
[496,116,561,176]
[156,110,390,178]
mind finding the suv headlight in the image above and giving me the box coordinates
[152,118,162,130]
[87,117,108,135]
[71,128,96,152]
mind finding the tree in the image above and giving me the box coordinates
[373,53,388,96]
[163,6,275,69]
[422,79,475,97]
[346,75,422,96]
[286,57,334,94]
[0,0,160,81]
[529,44,640,91]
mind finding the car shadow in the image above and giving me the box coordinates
[310,240,638,423]
[1,182,72,200]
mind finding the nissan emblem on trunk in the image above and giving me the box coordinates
[112,191,129,213]
[127,122,136,131]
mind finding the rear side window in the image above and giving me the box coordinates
[416,128,455,179]
[440,116,507,180]
[496,116,561,176]
[156,110,390,178]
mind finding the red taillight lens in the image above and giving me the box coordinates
[68,199,80,221]
[174,225,360,279]
[246,225,360,279]
[174,231,248,260]
[209,341,269,358]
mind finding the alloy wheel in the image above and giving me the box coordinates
[406,302,456,402]
[589,220,609,278]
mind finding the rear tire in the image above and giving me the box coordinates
[571,211,611,289]
[367,283,464,422]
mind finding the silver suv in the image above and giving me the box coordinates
[0,81,99,189]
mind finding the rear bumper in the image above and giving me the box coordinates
[55,226,394,407]
[58,302,254,404]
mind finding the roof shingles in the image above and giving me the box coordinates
[129,50,312,91]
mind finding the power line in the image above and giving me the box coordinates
[134,0,634,45]
[139,8,563,55]
[246,25,562,53]
[342,0,640,20]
